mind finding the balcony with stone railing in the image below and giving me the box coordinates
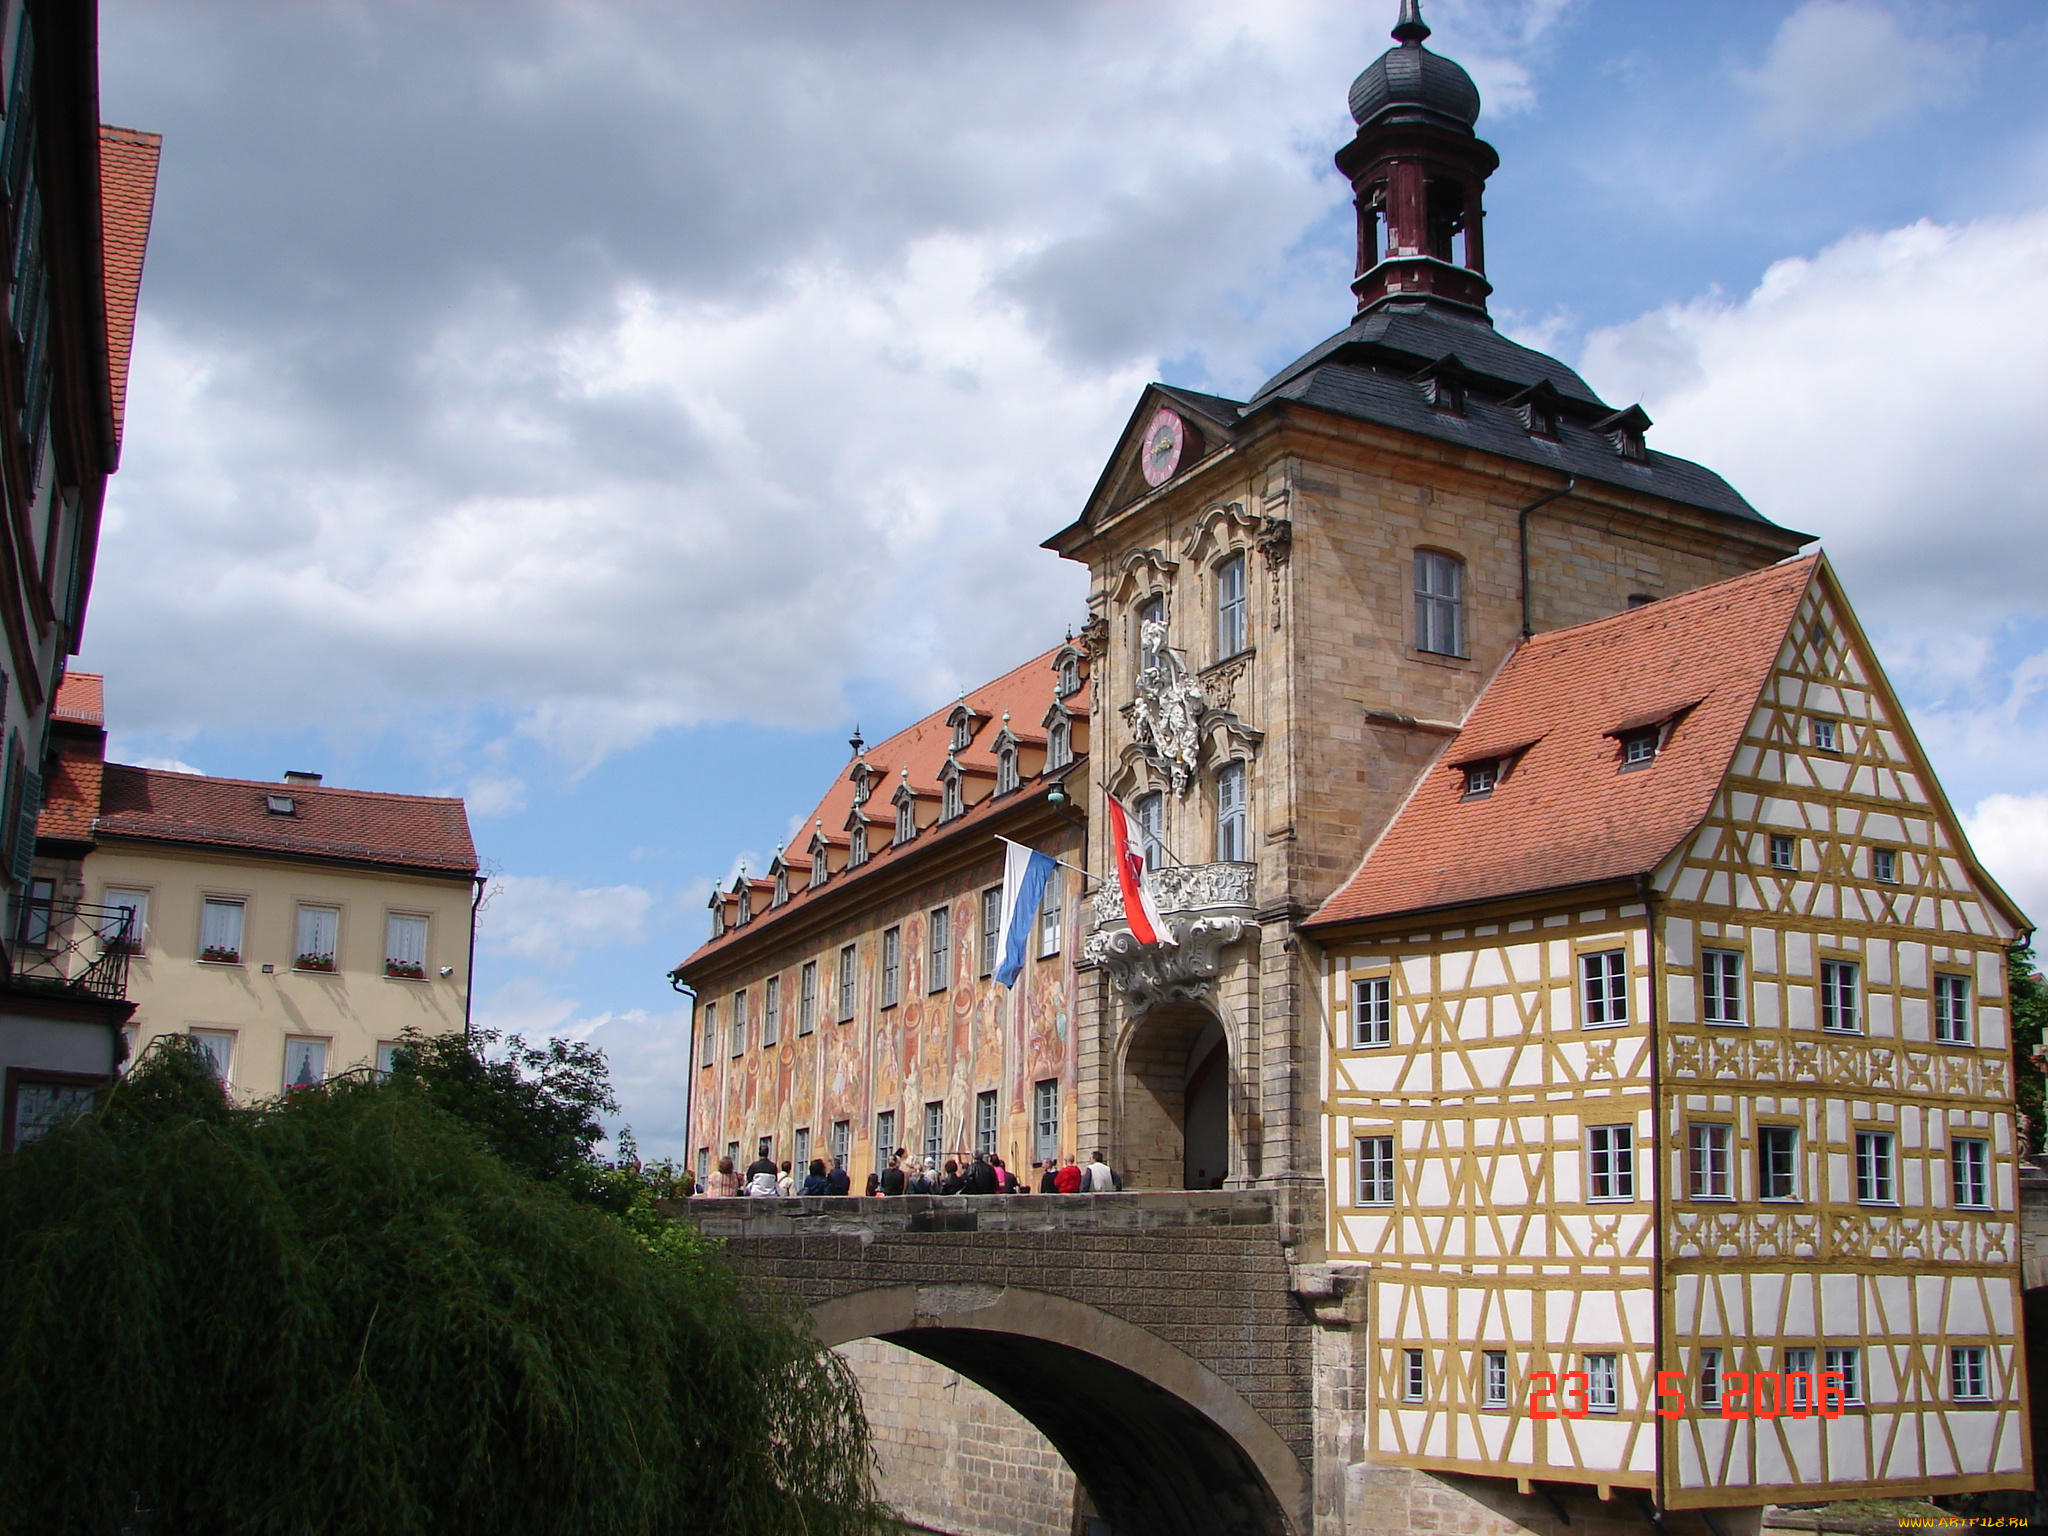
[1082,861,1257,1011]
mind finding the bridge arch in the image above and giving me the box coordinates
[815,1283,1305,1536]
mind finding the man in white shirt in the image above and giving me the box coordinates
[1083,1150,1118,1193]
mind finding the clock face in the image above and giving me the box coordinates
[1139,407,1186,488]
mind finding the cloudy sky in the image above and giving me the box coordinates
[91,0,2048,1158]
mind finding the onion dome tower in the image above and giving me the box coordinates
[1336,0,1498,318]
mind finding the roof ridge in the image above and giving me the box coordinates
[106,762,467,806]
[1517,555,1819,653]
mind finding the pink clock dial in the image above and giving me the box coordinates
[1139,407,1186,487]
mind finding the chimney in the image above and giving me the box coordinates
[282,771,323,786]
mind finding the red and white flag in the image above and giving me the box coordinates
[1103,792,1175,947]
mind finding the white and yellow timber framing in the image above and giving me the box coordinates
[1318,559,2032,1507]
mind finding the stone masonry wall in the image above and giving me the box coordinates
[839,1337,1077,1536]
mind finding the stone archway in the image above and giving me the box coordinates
[1118,1001,1235,1189]
[813,1284,1304,1536]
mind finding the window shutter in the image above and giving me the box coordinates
[10,759,37,887]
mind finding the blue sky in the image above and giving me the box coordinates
[88,1,2048,1158]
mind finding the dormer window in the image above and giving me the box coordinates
[1047,717,1072,770]
[848,824,869,868]
[1057,651,1082,697]
[946,703,978,754]
[941,767,963,822]
[895,797,915,844]
[849,762,874,807]
[1619,729,1659,768]
[1414,355,1470,416]
[265,794,296,816]
[1462,761,1498,798]
[1505,380,1562,439]
[1594,404,1652,462]
[708,892,725,939]
[808,831,830,888]
[773,866,789,906]
[730,878,752,926]
[996,743,1019,796]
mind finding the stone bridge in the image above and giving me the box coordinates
[670,1190,1323,1536]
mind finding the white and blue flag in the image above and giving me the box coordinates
[995,838,1059,988]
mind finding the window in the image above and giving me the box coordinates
[799,961,818,1033]
[1935,974,1972,1044]
[1462,761,1496,798]
[730,990,747,1057]
[979,887,1002,976]
[1698,1349,1722,1410]
[283,1037,329,1091]
[928,907,951,991]
[976,1090,998,1155]
[19,876,52,946]
[1872,847,1897,883]
[265,793,295,816]
[1952,1137,1990,1209]
[1585,1355,1619,1413]
[837,946,857,1022]
[773,866,788,906]
[757,1135,772,1163]
[294,905,339,972]
[7,1076,99,1150]
[697,1148,710,1187]
[1619,729,1658,768]
[1037,870,1063,959]
[1856,1131,1895,1204]
[793,1126,811,1169]
[1688,1124,1732,1199]
[1402,1350,1425,1402]
[1483,1351,1509,1409]
[1580,949,1628,1026]
[375,1042,402,1078]
[1702,949,1744,1025]
[1355,1135,1396,1205]
[726,1141,740,1171]
[1586,1125,1634,1201]
[1758,1125,1799,1200]
[1353,976,1392,1049]
[200,898,245,964]
[1811,717,1838,752]
[699,1001,717,1065]
[881,927,901,1008]
[1135,792,1165,873]
[895,797,915,845]
[1033,1079,1059,1164]
[1783,1349,1816,1412]
[1821,961,1860,1033]
[101,887,149,953]
[1211,761,1249,863]
[1216,555,1247,660]
[942,773,963,822]
[1047,717,1072,770]
[924,1101,944,1163]
[1769,833,1797,871]
[951,710,975,754]
[809,845,828,889]
[1825,1347,1862,1404]
[763,975,780,1047]
[1950,1346,1989,1401]
[1414,551,1465,657]
[996,743,1019,796]
[848,825,868,867]
[1057,653,1081,697]
[1138,595,1166,673]
[875,1110,897,1159]
[385,913,428,979]
[831,1120,851,1168]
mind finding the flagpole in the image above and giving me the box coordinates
[993,836,1094,889]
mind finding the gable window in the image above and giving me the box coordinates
[1769,833,1797,871]
[1952,1137,1990,1209]
[1414,551,1464,657]
[1758,1125,1798,1200]
[1462,760,1497,798]
[1353,975,1392,1049]
[942,772,963,822]
[979,887,1002,977]
[773,866,789,906]
[895,797,915,845]
[1215,761,1248,862]
[1619,728,1659,768]
[1872,847,1898,883]
[976,1090,998,1155]
[292,906,338,973]
[809,841,828,888]
[1587,1125,1635,1201]
[1135,791,1165,872]
[1701,949,1744,1025]
[881,927,901,1008]
[1057,653,1081,697]
[730,990,747,1057]
[1138,595,1166,673]
[837,945,857,1023]
[385,913,428,979]
[799,961,818,1033]
[763,975,781,1046]
[1820,960,1860,1033]
[1810,717,1839,752]
[1580,949,1628,1027]
[1355,1135,1396,1205]
[1216,554,1247,660]
[951,709,975,754]
[928,907,951,991]
[1047,717,1072,770]
[848,824,869,868]
[699,1002,717,1065]
[1037,870,1063,959]
[1688,1123,1732,1199]
[1855,1130,1895,1204]
[200,898,245,965]
[1935,974,1972,1044]
[996,742,1019,796]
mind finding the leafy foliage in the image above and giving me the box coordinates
[387,1024,615,1184]
[2010,941,2046,1152]
[0,1037,886,1536]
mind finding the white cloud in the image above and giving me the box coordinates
[1963,794,2048,931]
[126,755,205,776]
[1738,1,1979,151]
[476,873,655,967]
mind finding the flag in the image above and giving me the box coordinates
[996,839,1058,988]
[1102,792,1174,948]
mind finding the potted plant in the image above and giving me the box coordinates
[296,952,336,973]
[385,959,426,980]
[200,945,239,965]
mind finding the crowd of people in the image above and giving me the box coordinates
[685,1148,1123,1198]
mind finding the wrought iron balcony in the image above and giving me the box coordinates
[1084,862,1257,1011]
[9,898,134,1003]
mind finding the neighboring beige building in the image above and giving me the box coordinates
[34,674,479,1099]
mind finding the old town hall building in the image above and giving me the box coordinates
[675,4,2030,1528]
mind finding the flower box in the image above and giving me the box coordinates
[296,953,336,973]
[385,960,426,980]
[200,946,240,965]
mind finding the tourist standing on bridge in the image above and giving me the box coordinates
[701,1156,737,1198]
[825,1157,851,1196]
[879,1155,906,1196]
[777,1161,796,1197]
[1084,1151,1120,1193]
[1053,1157,1084,1194]
[801,1159,830,1195]
[964,1154,998,1195]
[1036,1160,1058,1193]
[938,1160,964,1194]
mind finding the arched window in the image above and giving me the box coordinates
[1058,653,1081,697]
[895,797,915,844]
[1414,550,1465,657]
[1215,761,1248,862]
[942,772,963,822]
[1135,791,1165,872]
[1215,555,1247,660]
[848,824,869,867]
[996,744,1019,796]
[808,841,829,888]
[773,867,788,906]
[1047,717,1072,770]
[950,708,975,753]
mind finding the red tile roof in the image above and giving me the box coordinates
[99,125,161,454]
[51,671,104,726]
[1308,558,1820,928]
[92,766,477,876]
[38,737,103,845]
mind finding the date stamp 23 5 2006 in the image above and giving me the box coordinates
[1528,1369,1850,1420]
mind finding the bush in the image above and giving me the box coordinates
[0,1038,885,1535]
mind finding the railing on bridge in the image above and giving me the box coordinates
[666,1187,1277,1239]
[8,897,134,1003]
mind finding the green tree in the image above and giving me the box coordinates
[388,1024,615,1184]
[2010,940,2046,1152]
[0,1038,886,1536]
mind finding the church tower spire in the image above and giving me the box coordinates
[1335,0,1499,320]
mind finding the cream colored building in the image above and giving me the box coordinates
[35,675,478,1099]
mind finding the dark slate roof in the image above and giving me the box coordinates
[1349,39,1480,131]
[1253,303,1601,405]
